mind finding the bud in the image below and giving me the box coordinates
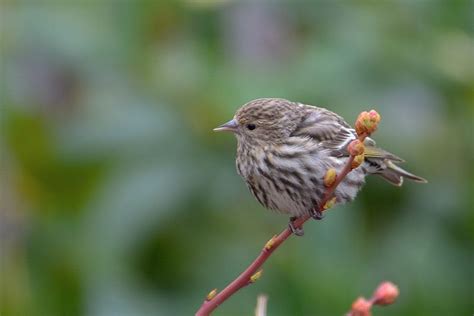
[324,168,337,187]
[264,235,277,251]
[206,288,218,301]
[250,270,263,283]
[323,197,337,210]
[355,110,381,136]
[355,111,369,135]
[351,153,365,169]
[368,110,381,124]
[348,139,365,156]
[350,297,372,316]
[372,282,399,306]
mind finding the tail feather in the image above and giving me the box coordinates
[381,160,428,185]
[378,166,405,186]
[364,146,427,186]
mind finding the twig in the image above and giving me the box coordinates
[196,110,381,316]
[255,294,268,316]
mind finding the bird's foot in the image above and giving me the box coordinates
[288,217,304,236]
[310,208,324,220]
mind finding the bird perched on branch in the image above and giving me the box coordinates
[214,98,426,234]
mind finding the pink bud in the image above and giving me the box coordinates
[355,110,381,136]
[368,110,381,123]
[372,282,399,306]
[355,111,369,136]
[348,140,365,156]
[350,297,372,316]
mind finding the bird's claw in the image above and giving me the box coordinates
[289,217,304,236]
[310,209,324,220]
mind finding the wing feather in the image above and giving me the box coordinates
[290,106,356,154]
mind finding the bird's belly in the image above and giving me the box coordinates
[264,181,311,216]
[247,176,311,216]
[242,155,367,217]
[243,161,325,217]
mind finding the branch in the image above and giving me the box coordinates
[196,110,382,316]
[346,281,400,316]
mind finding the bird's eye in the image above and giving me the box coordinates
[246,124,256,131]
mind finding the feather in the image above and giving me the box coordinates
[290,106,355,152]
[364,146,405,163]
[384,160,428,183]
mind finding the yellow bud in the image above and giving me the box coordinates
[264,235,277,251]
[250,270,263,283]
[351,153,365,169]
[206,288,218,301]
[324,168,337,187]
[323,197,337,210]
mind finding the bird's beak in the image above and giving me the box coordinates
[213,118,239,133]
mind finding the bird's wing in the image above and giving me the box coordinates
[290,106,356,155]
[364,146,405,162]
[290,105,407,164]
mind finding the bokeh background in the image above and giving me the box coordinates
[1,1,473,315]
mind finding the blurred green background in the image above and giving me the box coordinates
[1,1,473,315]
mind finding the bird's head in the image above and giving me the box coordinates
[214,98,304,145]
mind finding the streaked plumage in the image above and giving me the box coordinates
[215,98,426,218]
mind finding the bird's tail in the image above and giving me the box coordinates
[377,160,428,186]
[364,146,427,186]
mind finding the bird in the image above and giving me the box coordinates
[214,98,427,235]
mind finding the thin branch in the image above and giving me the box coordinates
[196,111,380,316]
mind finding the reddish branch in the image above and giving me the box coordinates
[196,110,381,316]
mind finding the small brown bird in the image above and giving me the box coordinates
[214,98,426,234]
